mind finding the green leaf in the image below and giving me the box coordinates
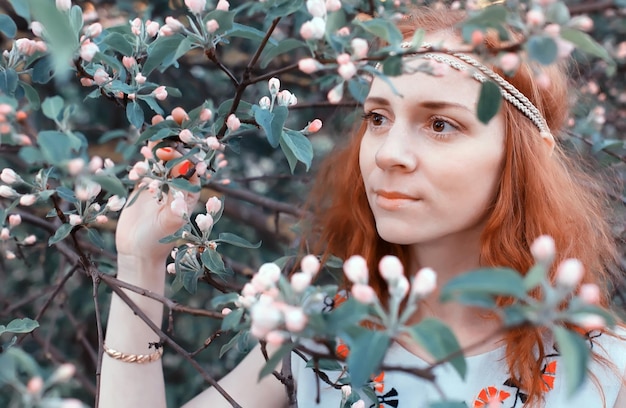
[169,177,201,193]
[0,318,39,336]
[219,331,243,358]
[253,106,276,146]
[19,81,41,110]
[546,2,570,25]
[86,228,106,249]
[101,32,134,56]
[37,130,80,164]
[553,326,589,395]
[48,224,73,245]
[41,96,65,121]
[265,0,304,20]
[260,39,306,69]
[68,5,83,35]
[220,307,244,331]
[345,329,390,387]
[32,56,55,84]
[354,18,403,46]
[204,10,235,33]
[226,23,276,44]
[0,15,17,38]
[143,34,186,76]
[440,267,526,301]
[407,318,466,378]
[347,77,370,104]
[280,130,313,172]
[201,248,228,276]
[305,358,343,371]
[216,232,261,249]
[526,36,558,65]
[126,101,145,129]
[560,28,613,65]
[0,69,18,96]
[476,81,502,124]
[382,55,402,76]
[259,343,295,380]
[90,175,127,197]
[523,264,548,291]
[8,0,30,20]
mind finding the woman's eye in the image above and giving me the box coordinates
[429,118,458,133]
[363,112,387,127]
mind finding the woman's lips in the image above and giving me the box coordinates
[374,191,420,210]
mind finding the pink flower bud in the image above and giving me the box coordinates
[153,86,168,100]
[216,0,230,11]
[343,255,368,284]
[338,61,357,80]
[23,235,37,245]
[93,68,109,86]
[300,17,325,40]
[499,52,520,72]
[268,77,281,95]
[0,228,9,240]
[135,73,147,85]
[95,215,108,224]
[146,21,160,37]
[179,129,194,143]
[1,168,20,184]
[0,104,13,115]
[351,38,368,59]
[379,255,404,282]
[579,283,600,305]
[165,16,184,31]
[56,0,71,12]
[122,56,137,70]
[200,108,213,122]
[16,39,37,56]
[556,258,584,288]
[412,267,437,297]
[576,314,605,331]
[79,78,93,87]
[526,9,545,27]
[298,58,320,74]
[250,298,282,338]
[336,53,351,65]
[51,363,76,383]
[351,400,365,408]
[351,283,376,304]
[530,235,555,264]
[290,272,312,292]
[195,213,214,232]
[544,23,560,37]
[0,186,17,198]
[69,214,82,226]
[85,22,102,38]
[205,196,221,214]
[166,263,176,274]
[27,376,44,394]
[206,136,220,150]
[5,250,16,260]
[259,96,271,109]
[31,21,44,37]
[106,195,126,211]
[130,18,142,35]
[305,119,323,134]
[300,254,320,276]
[80,41,99,62]
[9,214,21,227]
[336,26,350,36]
[471,30,484,46]
[20,194,37,206]
[185,0,206,13]
[226,114,241,131]
[206,19,219,33]
[325,0,342,12]
[285,307,307,332]
[306,0,326,18]
[257,262,281,284]
[265,330,285,346]
[159,25,175,37]
[170,191,188,218]
[277,90,297,106]
[570,15,593,32]
[327,83,344,104]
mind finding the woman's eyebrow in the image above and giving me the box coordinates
[365,96,473,114]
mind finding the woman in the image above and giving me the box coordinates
[100,7,626,408]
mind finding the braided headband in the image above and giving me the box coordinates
[378,42,555,148]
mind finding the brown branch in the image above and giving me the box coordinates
[568,0,616,15]
[207,182,304,218]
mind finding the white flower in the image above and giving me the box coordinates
[56,0,71,12]
[343,255,368,284]
[184,0,206,14]
[268,77,280,96]
[556,258,584,288]
[195,213,214,232]
[1,168,20,184]
[205,196,222,214]
[290,272,312,292]
[306,0,326,18]
[412,267,437,297]
[106,195,126,212]
[378,255,404,282]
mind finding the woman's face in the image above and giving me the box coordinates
[359,53,506,250]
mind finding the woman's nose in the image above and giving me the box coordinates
[374,121,418,171]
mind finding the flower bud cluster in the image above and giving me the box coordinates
[299,0,341,40]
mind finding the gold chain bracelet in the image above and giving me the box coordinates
[103,343,163,364]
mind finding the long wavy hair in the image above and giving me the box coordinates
[304,7,620,407]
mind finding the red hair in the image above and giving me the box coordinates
[304,7,619,407]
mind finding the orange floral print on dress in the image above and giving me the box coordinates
[473,386,511,407]
[540,360,557,392]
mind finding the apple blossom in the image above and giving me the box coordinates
[106,195,126,211]
[8,214,21,227]
[556,258,584,288]
[379,255,404,282]
[325,0,342,12]
[298,58,320,74]
[338,61,357,80]
[579,283,600,305]
[351,38,368,59]
[159,25,175,37]
[16,39,37,56]
[23,235,37,245]
[255,263,282,286]
[27,376,44,394]
[165,16,184,32]
[344,255,368,284]
[31,21,44,37]
[69,214,82,226]
[284,307,307,332]
[1,168,20,184]
[250,297,282,338]
[0,104,13,115]
[153,86,168,100]
[259,96,271,109]
[179,129,194,143]
[530,235,555,265]
[205,196,221,214]
[216,0,230,11]
[412,267,437,297]
[268,77,280,96]
[206,19,219,33]
[306,0,326,18]
[170,191,188,218]
[130,18,142,35]
[0,228,9,240]
[146,21,160,37]
[300,254,320,276]
[265,330,286,346]
[75,181,101,201]
[199,108,213,122]
[195,213,214,232]
[300,18,326,40]
[0,185,17,198]
[84,22,102,38]
[277,90,297,106]
[526,9,545,27]
[95,215,108,224]
[135,73,147,85]
[351,283,376,304]
[336,26,350,36]
[327,83,344,104]
[226,114,241,131]
[185,0,206,14]
[93,68,110,86]
[56,0,71,12]
[499,52,520,72]
[122,56,137,70]
[5,250,16,260]
[20,194,37,206]
[336,53,350,65]
[206,136,220,150]
[290,272,312,292]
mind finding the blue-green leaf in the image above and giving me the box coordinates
[216,232,261,249]
[41,96,65,121]
[0,15,17,38]
[126,101,144,129]
[440,267,526,301]
[259,343,295,380]
[201,248,228,276]
[345,329,390,387]
[221,307,244,331]
[476,81,502,124]
[526,36,558,65]
[48,223,73,245]
[407,318,466,379]
[354,18,403,46]
[0,69,18,96]
[8,0,30,20]
[553,326,589,395]
[280,130,313,172]
[0,318,39,336]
